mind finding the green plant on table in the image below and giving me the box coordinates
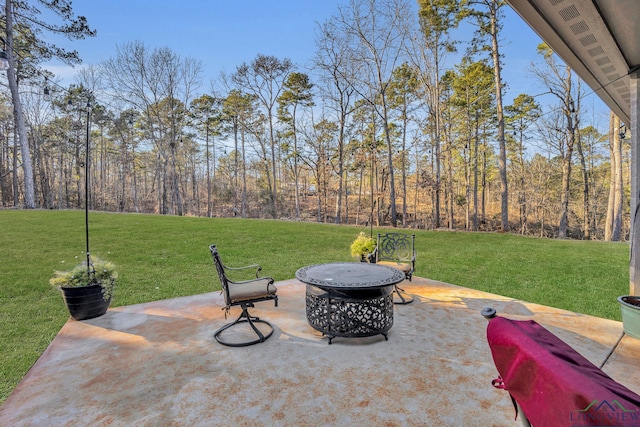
[49,255,118,301]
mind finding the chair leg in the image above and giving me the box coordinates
[393,283,414,305]
[214,305,274,347]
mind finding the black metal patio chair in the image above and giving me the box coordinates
[209,244,278,347]
[374,232,416,304]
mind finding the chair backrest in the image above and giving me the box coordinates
[209,244,231,305]
[376,232,415,262]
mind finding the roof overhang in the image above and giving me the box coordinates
[506,0,640,124]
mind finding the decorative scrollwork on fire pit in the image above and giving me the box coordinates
[305,285,394,344]
[296,262,405,344]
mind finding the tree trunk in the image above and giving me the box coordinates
[294,112,301,221]
[334,113,345,224]
[269,115,278,218]
[206,121,212,217]
[464,142,470,231]
[558,67,577,240]
[473,115,479,231]
[401,100,408,227]
[558,110,575,240]
[381,98,397,228]
[170,140,183,216]
[605,111,623,241]
[434,67,442,229]
[519,146,527,234]
[446,140,454,229]
[612,123,623,241]
[241,123,248,218]
[489,0,508,231]
[132,145,139,213]
[5,0,35,208]
[558,152,572,239]
[575,127,590,239]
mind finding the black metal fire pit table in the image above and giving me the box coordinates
[295,262,406,344]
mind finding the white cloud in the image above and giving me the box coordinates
[42,63,86,85]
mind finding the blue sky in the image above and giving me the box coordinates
[45,1,347,79]
[42,0,607,118]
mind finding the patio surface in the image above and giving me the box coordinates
[1,277,639,426]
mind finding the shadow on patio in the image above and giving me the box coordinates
[1,277,639,426]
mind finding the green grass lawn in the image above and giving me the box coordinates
[0,209,631,404]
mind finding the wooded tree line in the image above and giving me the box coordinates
[0,0,629,240]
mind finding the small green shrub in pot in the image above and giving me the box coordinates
[50,255,117,301]
[350,232,376,261]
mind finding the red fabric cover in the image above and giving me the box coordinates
[487,317,640,426]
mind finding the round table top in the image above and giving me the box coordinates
[295,262,405,289]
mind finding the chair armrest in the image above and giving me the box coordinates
[226,276,277,302]
[222,263,264,279]
[227,275,274,286]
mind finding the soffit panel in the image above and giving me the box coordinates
[507,0,636,124]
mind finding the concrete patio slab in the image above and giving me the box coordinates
[1,277,638,426]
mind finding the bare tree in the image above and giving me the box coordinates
[222,89,259,218]
[388,63,420,226]
[468,0,509,231]
[3,0,95,208]
[409,0,466,229]
[190,94,223,217]
[532,44,582,239]
[232,54,292,218]
[101,41,202,215]
[334,0,411,227]
[450,58,495,231]
[605,111,624,241]
[277,72,314,220]
[0,95,14,205]
[314,17,358,224]
[299,116,338,222]
[505,94,541,234]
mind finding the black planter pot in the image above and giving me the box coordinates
[61,284,111,321]
[359,254,377,263]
